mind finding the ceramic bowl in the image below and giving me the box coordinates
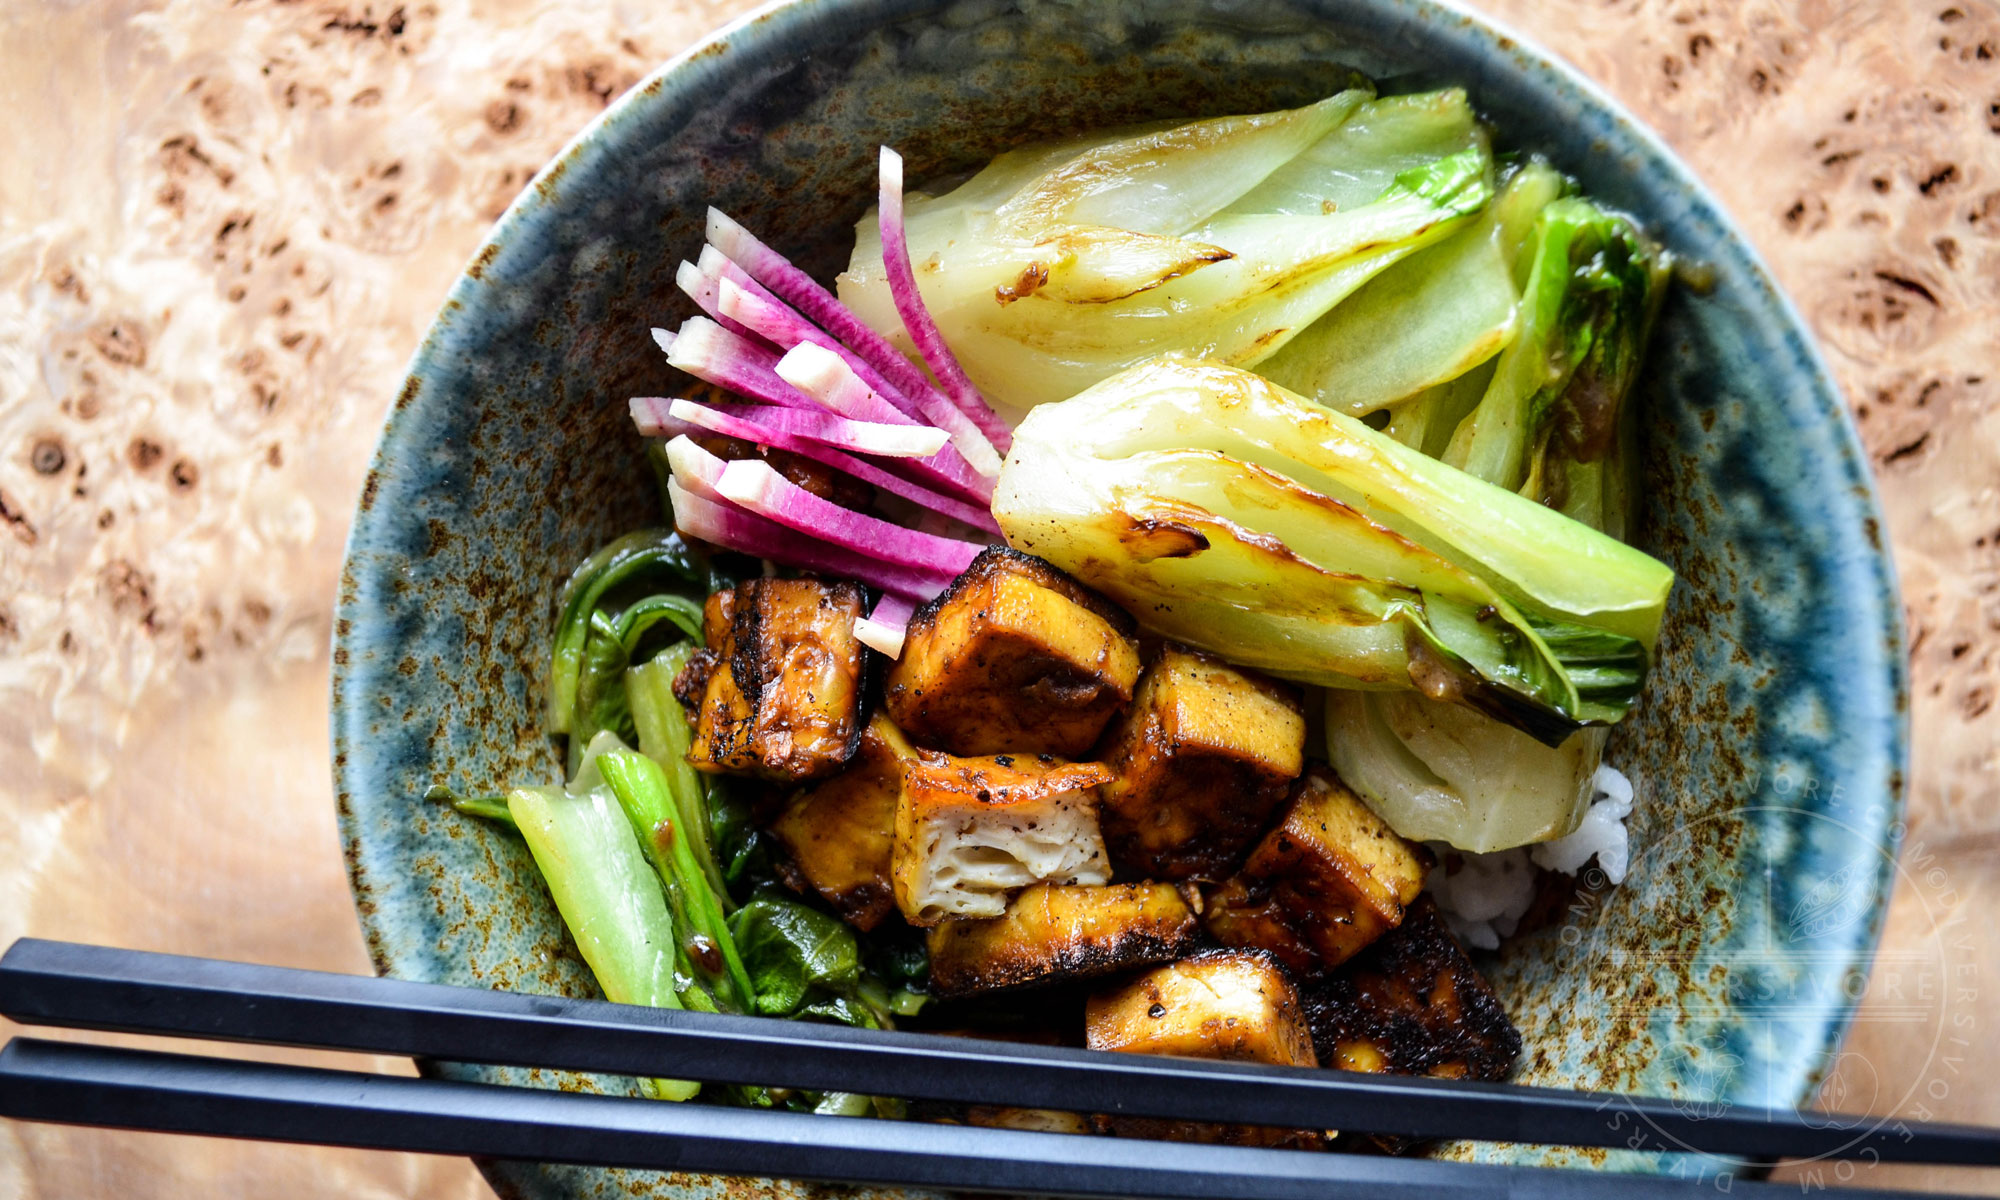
[333,0,1908,1193]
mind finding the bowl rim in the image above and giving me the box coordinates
[333,0,1910,1182]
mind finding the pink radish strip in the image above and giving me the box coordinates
[701,246,995,474]
[674,261,778,349]
[705,231,1003,477]
[774,341,995,501]
[650,327,678,356]
[653,395,943,458]
[706,209,989,424]
[631,398,1002,535]
[665,318,825,412]
[773,342,913,426]
[664,438,968,592]
[700,245,916,416]
[713,458,985,577]
[668,479,952,601]
[690,400,944,458]
[877,147,1012,454]
[854,592,917,659]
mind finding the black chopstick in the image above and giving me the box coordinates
[0,1037,1960,1200]
[2,938,1995,1168]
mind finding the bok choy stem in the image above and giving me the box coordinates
[597,748,757,1011]
[506,747,698,1101]
[627,646,731,903]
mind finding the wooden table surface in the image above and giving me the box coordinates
[2,1,1995,1196]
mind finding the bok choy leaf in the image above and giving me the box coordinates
[993,357,1673,745]
[1322,184,1667,852]
[838,93,1493,411]
[507,732,698,1101]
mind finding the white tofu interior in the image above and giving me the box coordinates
[909,786,1109,923]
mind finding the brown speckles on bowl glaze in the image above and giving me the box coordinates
[333,0,1905,1192]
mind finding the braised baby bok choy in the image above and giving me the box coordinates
[838,90,1494,411]
[1323,192,1669,852]
[992,357,1673,746]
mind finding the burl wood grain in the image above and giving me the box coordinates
[0,1,1994,1196]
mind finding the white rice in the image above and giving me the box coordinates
[1425,764,1636,950]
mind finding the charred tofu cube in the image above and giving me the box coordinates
[682,578,868,783]
[1204,766,1430,976]
[967,1107,1092,1135]
[1085,951,1322,1149]
[1097,645,1306,880]
[678,588,759,774]
[1085,950,1318,1067]
[1301,896,1521,1084]
[769,715,914,931]
[891,748,1113,925]
[926,881,1197,997]
[885,548,1141,758]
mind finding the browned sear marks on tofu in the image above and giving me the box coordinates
[679,578,866,783]
[926,881,1196,997]
[1302,896,1521,1084]
[885,547,1140,758]
[891,749,1114,926]
[1085,950,1323,1149]
[1096,644,1305,880]
[770,714,913,930]
[1203,765,1430,975]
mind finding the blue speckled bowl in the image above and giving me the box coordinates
[333,0,1907,1193]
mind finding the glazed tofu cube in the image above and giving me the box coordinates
[885,548,1141,758]
[891,748,1113,925]
[1085,950,1317,1067]
[1302,896,1521,1085]
[967,1107,1092,1135]
[769,715,915,931]
[678,588,759,774]
[681,578,868,783]
[1085,950,1322,1149]
[926,881,1197,997]
[1097,645,1306,880]
[1204,766,1430,975]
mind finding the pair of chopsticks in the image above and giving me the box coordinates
[0,939,1992,1198]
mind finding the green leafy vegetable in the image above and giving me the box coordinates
[425,784,515,826]
[1444,195,1671,538]
[1259,158,1563,419]
[1224,88,1486,217]
[547,528,702,737]
[506,732,698,1101]
[627,646,731,904]
[731,893,865,1018]
[597,749,755,1011]
[838,93,1493,411]
[993,356,1673,744]
[1320,178,1668,851]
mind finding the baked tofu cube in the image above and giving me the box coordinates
[677,588,759,774]
[1085,951,1322,1149]
[891,748,1113,925]
[1097,645,1306,880]
[926,881,1197,997]
[1085,950,1318,1067]
[1302,896,1521,1085]
[769,716,914,931]
[1204,766,1430,976]
[885,548,1141,758]
[967,1107,1092,1135]
[680,579,868,783]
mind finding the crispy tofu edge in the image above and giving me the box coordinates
[891,753,1116,928]
[924,881,1198,998]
